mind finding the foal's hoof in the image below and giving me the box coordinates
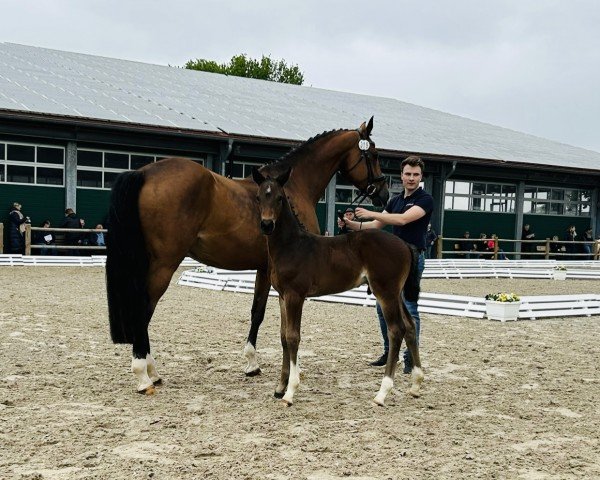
[409,387,421,398]
[137,385,156,396]
[280,399,293,407]
[372,397,386,407]
[245,368,262,377]
[273,390,285,399]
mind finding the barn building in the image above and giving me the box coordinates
[1,43,599,254]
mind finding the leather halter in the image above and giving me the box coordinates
[342,130,386,204]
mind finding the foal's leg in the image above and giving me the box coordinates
[401,302,424,398]
[243,269,270,376]
[373,299,403,406]
[281,296,303,406]
[274,296,290,398]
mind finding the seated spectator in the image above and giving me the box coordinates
[88,224,106,254]
[488,234,508,260]
[582,227,594,260]
[458,231,476,259]
[478,233,491,259]
[549,235,562,260]
[33,220,56,256]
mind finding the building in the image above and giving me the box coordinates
[1,42,599,253]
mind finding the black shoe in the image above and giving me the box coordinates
[369,353,388,367]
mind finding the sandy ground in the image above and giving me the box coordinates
[0,267,599,479]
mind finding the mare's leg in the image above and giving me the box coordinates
[131,260,179,394]
[243,269,270,376]
[373,298,404,406]
[281,295,303,406]
[274,296,290,398]
[401,302,424,398]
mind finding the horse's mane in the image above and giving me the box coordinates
[263,129,347,172]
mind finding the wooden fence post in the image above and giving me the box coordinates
[545,238,550,260]
[0,223,3,254]
[436,236,443,259]
[24,224,32,255]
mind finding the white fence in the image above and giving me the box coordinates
[177,267,600,321]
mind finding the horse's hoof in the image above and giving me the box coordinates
[153,378,163,386]
[372,398,386,407]
[245,368,261,377]
[281,399,293,407]
[273,391,285,399]
[137,385,156,395]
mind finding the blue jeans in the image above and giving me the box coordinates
[376,252,425,367]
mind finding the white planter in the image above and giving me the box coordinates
[485,301,521,322]
[553,271,567,280]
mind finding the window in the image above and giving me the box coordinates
[0,142,64,186]
[8,144,35,162]
[37,167,63,185]
[523,186,590,217]
[445,180,516,212]
[7,165,34,183]
[76,148,204,190]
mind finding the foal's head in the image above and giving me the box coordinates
[252,167,291,235]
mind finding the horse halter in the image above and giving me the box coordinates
[343,130,386,207]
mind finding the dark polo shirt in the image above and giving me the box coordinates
[384,187,433,250]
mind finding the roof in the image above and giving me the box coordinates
[1,42,599,171]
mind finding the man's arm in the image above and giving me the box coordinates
[355,205,427,226]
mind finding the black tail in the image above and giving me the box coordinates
[403,244,421,302]
[106,171,149,344]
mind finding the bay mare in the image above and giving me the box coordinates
[252,168,423,406]
[106,118,389,394]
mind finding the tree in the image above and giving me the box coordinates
[184,54,304,85]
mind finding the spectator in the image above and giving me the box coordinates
[549,235,562,260]
[8,202,30,254]
[61,208,82,256]
[88,223,106,255]
[582,227,594,260]
[478,233,490,259]
[564,225,577,260]
[338,208,355,235]
[458,231,476,259]
[521,224,536,259]
[425,223,438,259]
[33,219,55,256]
[488,234,508,260]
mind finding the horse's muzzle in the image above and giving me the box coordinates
[260,219,275,235]
[370,183,390,207]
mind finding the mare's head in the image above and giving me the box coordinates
[252,167,291,235]
[339,117,389,207]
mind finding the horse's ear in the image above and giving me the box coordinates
[276,167,292,187]
[366,116,374,135]
[252,167,266,185]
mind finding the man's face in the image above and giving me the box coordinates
[343,212,354,221]
[401,165,422,190]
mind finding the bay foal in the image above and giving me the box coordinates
[253,168,424,406]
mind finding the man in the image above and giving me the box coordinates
[521,224,535,259]
[337,208,355,235]
[338,156,433,373]
[61,208,81,256]
[459,231,476,259]
[425,223,438,259]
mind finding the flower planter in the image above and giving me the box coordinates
[485,300,521,322]
[553,271,567,281]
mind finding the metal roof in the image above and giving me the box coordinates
[1,42,599,170]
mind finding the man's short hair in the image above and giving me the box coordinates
[401,155,425,174]
[344,208,354,213]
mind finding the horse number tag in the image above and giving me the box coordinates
[358,139,370,151]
